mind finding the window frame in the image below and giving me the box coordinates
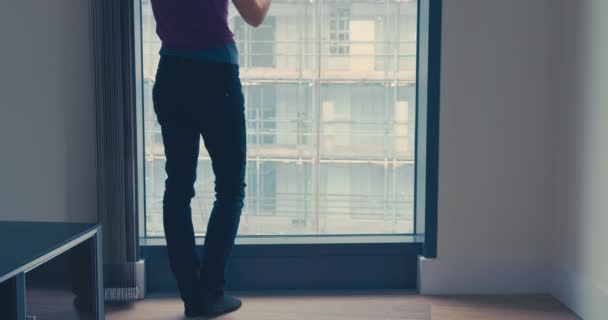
[132,0,441,290]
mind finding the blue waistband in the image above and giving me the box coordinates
[160,43,239,65]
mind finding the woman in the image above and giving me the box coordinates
[150,0,271,317]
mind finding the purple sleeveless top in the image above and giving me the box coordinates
[150,0,235,51]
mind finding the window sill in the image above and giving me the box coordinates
[141,234,423,291]
[140,234,423,246]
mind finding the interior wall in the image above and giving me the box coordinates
[551,0,608,319]
[419,0,560,294]
[0,1,97,223]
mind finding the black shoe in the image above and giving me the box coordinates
[185,294,242,318]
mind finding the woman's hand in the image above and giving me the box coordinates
[232,0,272,28]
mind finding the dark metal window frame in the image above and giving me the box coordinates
[415,0,442,259]
[132,0,441,291]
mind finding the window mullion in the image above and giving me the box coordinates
[313,0,323,234]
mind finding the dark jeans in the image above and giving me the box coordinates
[152,55,246,305]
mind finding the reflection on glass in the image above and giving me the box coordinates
[141,0,418,236]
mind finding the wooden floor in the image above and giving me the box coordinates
[106,291,581,320]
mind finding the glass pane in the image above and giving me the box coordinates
[318,0,417,234]
[141,0,417,237]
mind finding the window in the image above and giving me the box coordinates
[234,17,277,68]
[329,8,350,55]
[140,0,418,238]
[246,85,277,145]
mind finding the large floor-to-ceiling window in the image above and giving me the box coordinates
[141,0,418,237]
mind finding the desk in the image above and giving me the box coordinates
[0,222,103,320]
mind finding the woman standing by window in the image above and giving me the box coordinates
[150,0,271,317]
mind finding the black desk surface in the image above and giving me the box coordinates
[0,221,99,282]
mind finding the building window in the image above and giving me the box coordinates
[247,85,277,145]
[140,0,418,237]
[234,17,276,68]
[329,8,350,56]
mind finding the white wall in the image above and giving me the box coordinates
[0,1,97,223]
[420,3,608,317]
[551,1,608,319]
[419,0,560,294]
